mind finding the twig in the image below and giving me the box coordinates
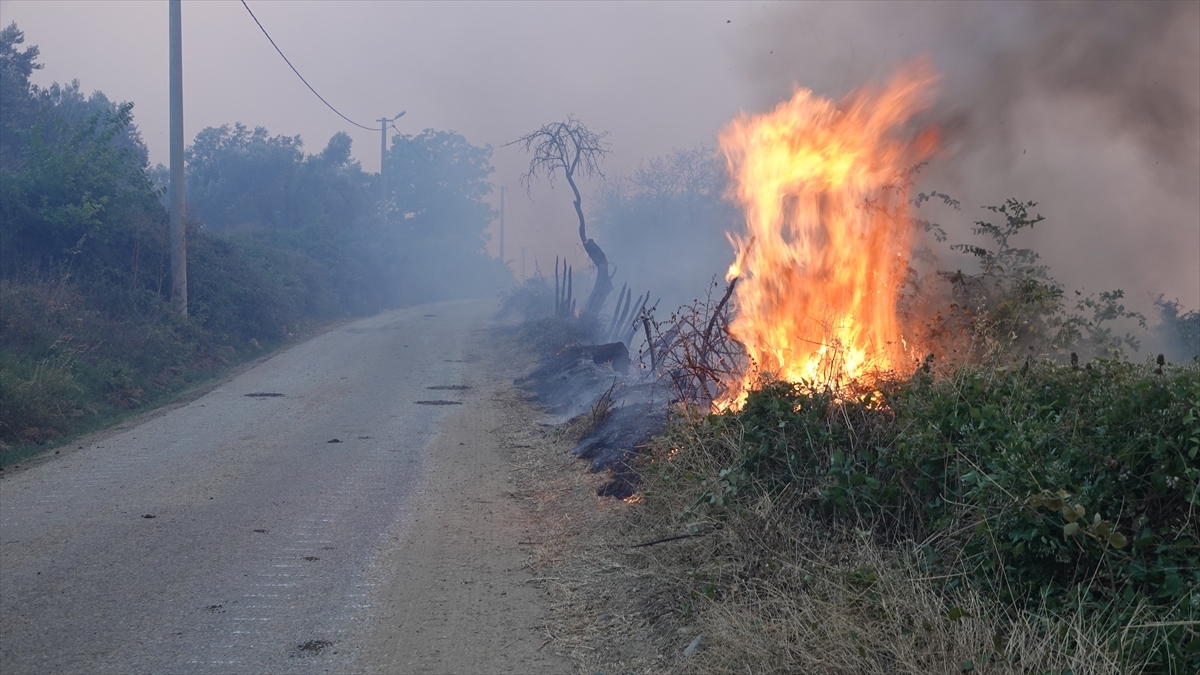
[703,276,739,347]
[642,316,657,372]
[630,532,706,548]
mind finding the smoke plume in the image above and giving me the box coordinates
[733,0,1199,311]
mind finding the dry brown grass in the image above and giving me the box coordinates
[497,385,1145,674]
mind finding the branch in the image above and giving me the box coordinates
[631,532,706,548]
[506,115,609,200]
[703,277,739,347]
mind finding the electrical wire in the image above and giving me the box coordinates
[390,123,430,163]
[239,0,379,132]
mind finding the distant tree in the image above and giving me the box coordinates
[592,146,739,309]
[0,22,41,169]
[286,131,369,235]
[510,116,613,320]
[385,128,495,251]
[185,123,304,230]
[37,80,150,167]
[383,128,508,303]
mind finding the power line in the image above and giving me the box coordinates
[390,123,431,163]
[239,0,377,132]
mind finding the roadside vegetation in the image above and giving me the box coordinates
[503,155,1199,672]
[632,357,1198,673]
[0,23,508,463]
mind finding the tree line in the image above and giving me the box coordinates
[0,22,508,451]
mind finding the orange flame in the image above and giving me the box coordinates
[717,62,940,409]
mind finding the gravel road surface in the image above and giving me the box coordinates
[0,300,569,674]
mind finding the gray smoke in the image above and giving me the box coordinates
[733,0,1199,312]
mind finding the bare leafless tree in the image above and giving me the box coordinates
[509,116,613,320]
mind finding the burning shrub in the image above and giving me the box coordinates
[640,277,747,408]
[714,61,940,407]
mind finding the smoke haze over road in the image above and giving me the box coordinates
[3,0,1195,309]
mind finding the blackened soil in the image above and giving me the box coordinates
[515,346,667,498]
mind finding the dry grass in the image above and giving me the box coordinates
[496,382,1151,674]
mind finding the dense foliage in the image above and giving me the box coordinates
[664,360,1199,670]
[0,23,509,456]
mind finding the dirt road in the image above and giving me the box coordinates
[0,300,571,674]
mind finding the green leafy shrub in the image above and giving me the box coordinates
[661,359,1199,671]
[910,198,1147,366]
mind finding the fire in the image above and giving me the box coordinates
[717,63,940,409]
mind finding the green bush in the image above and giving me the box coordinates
[680,359,1199,671]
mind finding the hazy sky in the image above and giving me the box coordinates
[2,0,1197,312]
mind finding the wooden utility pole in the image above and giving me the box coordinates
[499,185,505,268]
[169,0,187,316]
[378,116,388,205]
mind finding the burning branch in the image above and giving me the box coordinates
[641,277,747,409]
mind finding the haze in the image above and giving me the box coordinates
[2,0,1196,309]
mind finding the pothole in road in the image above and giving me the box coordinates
[414,400,463,406]
[426,385,470,391]
[294,639,334,657]
[244,392,284,398]
[302,556,320,562]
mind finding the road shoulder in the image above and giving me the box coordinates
[358,332,573,674]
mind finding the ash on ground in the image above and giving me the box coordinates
[515,342,669,499]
